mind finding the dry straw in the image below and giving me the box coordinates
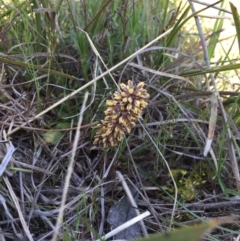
[93,80,149,148]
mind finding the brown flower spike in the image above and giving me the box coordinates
[93,80,149,148]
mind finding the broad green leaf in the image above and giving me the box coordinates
[133,216,237,241]
[43,130,63,145]
[43,122,70,145]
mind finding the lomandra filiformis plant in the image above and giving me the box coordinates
[93,80,149,148]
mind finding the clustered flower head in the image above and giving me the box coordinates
[93,80,149,148]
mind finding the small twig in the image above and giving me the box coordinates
[190,0,231,14]
[147,90,240,106]
[96,211,150,241]
[11,159,53,175]
[196,14,232,19]
[0,120,98,132]
[103,148,119,179]
[0,141,15,176]
[185,199,240,210]
[139,118,209,127]
[129,62,195,86]
[98,176,105,236]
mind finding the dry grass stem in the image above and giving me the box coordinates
[3,177,34,241]
[51,92,89,241]
[96,211,150,241]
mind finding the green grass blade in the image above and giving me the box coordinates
[0,55,79,81]
[230,2,240,54]
[182,62,240,76]
[133,217,236,241]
